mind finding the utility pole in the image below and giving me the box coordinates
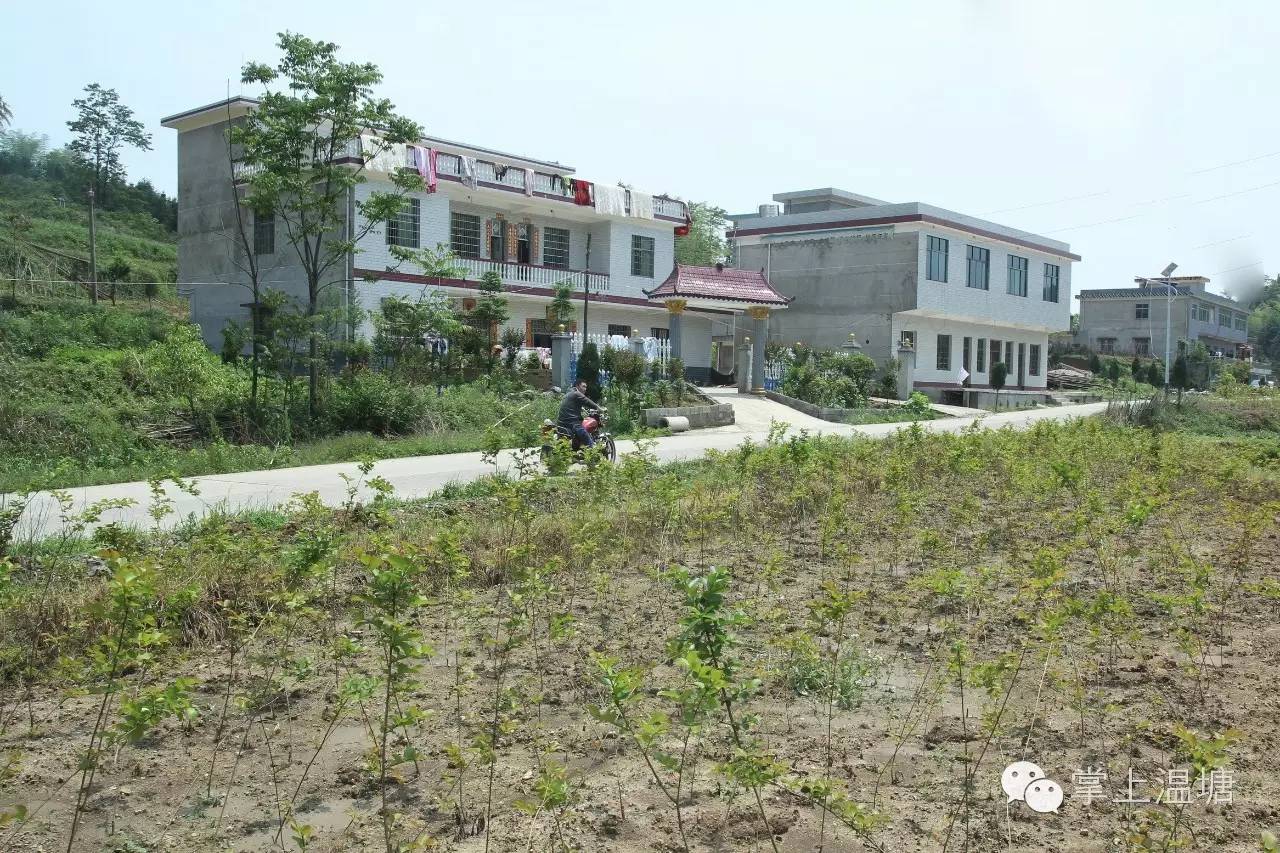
[87,187,98,305]
[581,231,591,347]
[1160,261,1178,390]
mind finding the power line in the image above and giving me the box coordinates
[1189,235,1250,251]
[1190,149,1280,175]
[981,191,1109,216]
[1194,178,1280,205]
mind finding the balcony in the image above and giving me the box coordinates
[453,256,610,293]
[232,138,362,183]
[386,142,687,222]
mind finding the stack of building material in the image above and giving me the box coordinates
[1047,364,1093,389]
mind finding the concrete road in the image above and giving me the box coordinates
[7,399,1110,541]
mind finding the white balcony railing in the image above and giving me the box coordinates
[653,196,686,220]
[374,138,688,221]
[454,256,610,293]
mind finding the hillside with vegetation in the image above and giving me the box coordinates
[0,129,178,291]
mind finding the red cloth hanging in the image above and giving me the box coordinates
[674,210,692,237]
[572,179,593,206]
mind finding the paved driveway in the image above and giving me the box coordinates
[8,401,1109,541]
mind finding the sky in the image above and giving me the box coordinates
[6,0,1280,304]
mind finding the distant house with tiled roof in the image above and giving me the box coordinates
[1075,276,1250,359]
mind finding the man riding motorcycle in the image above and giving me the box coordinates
[557,380,602,448]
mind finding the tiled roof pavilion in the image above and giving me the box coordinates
[645,263,791,312]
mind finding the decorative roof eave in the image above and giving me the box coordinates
[643,264,793,309]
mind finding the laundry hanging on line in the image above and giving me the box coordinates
[571,179,593,206]
[629,190,654,220]
[593,184,628,217]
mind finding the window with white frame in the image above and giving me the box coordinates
[1219,309,1232,327]
[926,235,948,282]
[936,334,951,371]
[1134,337,1151,356]
[1007,255,1029,297]
[1135,303,1149,319]
[450,212,481,259]
[900,329,916,349]
[976,338,986,372]
[1235,314,1248,331]
[631,235,655,278]
[543,227,570,268]
[386,198,420,248]
[1029,344,1041,376]
[966,245,989,290]
[1043,263,1060,302]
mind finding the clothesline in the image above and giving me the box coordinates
[360,135,686,226]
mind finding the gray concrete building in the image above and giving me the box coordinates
[729,188,1079,405]
[1075,276,1250,359]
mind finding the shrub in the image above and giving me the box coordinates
[780,349,875,408]
[327,370,428,435]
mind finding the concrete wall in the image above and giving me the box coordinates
[175,120,312,348]
[735,231,920,363]
[1077,296,1191,356]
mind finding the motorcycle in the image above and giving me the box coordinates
[540,408,617,467]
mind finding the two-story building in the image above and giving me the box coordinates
[729,188,1080,404]
[161,97,726,380]
[1075,276,1250,359]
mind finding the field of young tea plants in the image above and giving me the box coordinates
[2,417,1279,852]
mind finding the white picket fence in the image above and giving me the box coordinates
[571,332,670,366]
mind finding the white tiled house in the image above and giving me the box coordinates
[161,97,725,380]
[729,188,1081,405]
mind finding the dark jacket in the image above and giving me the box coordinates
[557,388,599,430]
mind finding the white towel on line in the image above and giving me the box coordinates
[629,190,654,220]
[594,184,628,217]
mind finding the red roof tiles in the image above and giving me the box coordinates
[646,264,791,307]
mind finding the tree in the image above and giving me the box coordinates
[234,32,426,420]
[470,270,510,352]
[577,342,602,400]
[1146,361,1162,387]
[0,94,11,130]
[66,84,151,202]
[1105,359,1122,384]
[1088,352,1102,374]
[1131,356,1142,378]
[675,201,729,267]
[1171,355,1190,404]
[990,361,1008,410]
[104,255,131,305]
[550,280,575,328]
